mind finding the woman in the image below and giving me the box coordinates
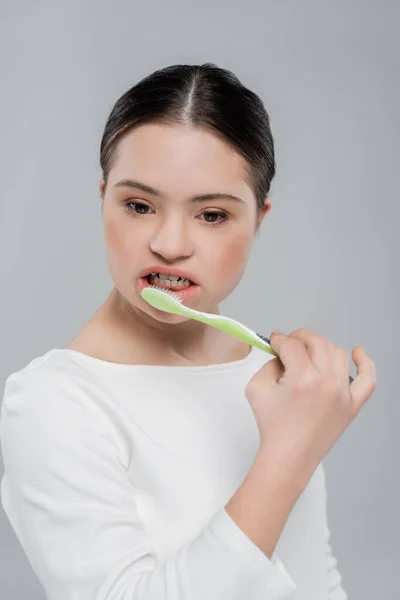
[0,63,376,599]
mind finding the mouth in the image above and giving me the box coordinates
[137,274,201,301]
[143,273,195,291]
[139,267,199,286]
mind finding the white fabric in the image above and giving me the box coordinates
[0,346,347,599]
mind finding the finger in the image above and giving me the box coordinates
[287,328,335,376]
[349,347,377,411]
[269,331,311,380]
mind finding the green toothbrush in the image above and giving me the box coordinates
[140,285,278,356]
[140,285,355,383]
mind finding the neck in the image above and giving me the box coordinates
[99,287,239,364]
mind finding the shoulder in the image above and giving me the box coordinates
[1,349,130,471]
[2,348,96,407]
[1,349,111,442]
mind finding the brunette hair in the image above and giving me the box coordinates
[100,63,276,221]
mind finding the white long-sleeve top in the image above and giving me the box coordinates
[0,345,348,600]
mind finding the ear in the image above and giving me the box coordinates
[99,178,106,197]
[255,197,272,233]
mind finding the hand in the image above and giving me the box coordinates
[245,328,377,489]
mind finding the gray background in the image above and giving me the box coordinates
[0,0,398,597]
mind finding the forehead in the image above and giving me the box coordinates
[107,123,252,197]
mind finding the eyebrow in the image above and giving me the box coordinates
[113,179,245,204]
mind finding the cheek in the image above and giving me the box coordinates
[103,219,140,274]
[212,234,252,278]
[104,218,137,253]
[104,219,119,249]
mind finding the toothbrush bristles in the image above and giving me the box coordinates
[147,284,183,303]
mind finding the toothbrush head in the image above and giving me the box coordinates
[140,285,186,315]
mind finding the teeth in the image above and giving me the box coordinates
[150,272,190,283]
[148,273,192,289]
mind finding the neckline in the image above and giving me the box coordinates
[48,344,256,374]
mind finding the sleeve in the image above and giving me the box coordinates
[0,369,298,600]
[321,464,348,600]
[325,522,348,600]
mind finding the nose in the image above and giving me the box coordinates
[150,217,193,260]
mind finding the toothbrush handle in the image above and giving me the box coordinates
[258,334,354,384]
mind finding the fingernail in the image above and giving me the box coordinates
[272,330,284,335]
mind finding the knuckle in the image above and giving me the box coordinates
[280,335,299,353]
[321,337,335,351]
[295,368,316,391]
[289,337,306,351]
[335,346,349,358]
[336,347,350,365]
[290,328,315,341]
[290,327,309,336]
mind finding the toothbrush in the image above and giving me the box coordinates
[140,285,354,383]
[141,284,278,355]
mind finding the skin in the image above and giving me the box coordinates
[66,123,272,366]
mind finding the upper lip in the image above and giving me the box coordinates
[139,266,199,285]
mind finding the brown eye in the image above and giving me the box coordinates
[201,211,228,226]
[125,202,151,215]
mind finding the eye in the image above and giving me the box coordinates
[124,201,152,215]
[201,211,229,226]
[123,201,229,227]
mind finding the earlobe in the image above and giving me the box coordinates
[263,197,272,216]
[258,197,272,225]
[99,179,105,197]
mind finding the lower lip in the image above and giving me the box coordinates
[137,276,201,301]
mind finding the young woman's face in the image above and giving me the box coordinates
[100,123,271,324]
